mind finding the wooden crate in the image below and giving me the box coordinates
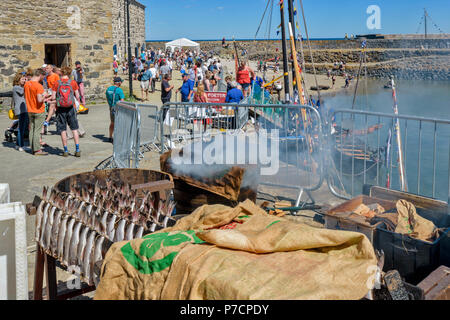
[324,195,397,243]
[417,265,450,300]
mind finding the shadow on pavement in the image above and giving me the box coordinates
[42,144,63,156]
[92,134,110,143]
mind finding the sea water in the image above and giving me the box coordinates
[324,79,450,201]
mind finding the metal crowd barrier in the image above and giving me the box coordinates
[97,98,450,207]
[157,102,324,204]
[159,102,246,151]
[136,104,162,154]
[327,108,450,203]
[112,101,141,169]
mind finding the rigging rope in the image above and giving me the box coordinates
[255,0,272,39]
[264,0,274,80]
[298,0,321,103]
[427,14,446,33]
[415,15,424,34]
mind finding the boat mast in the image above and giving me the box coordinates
[279,0,290,102]
[289,22,313,155]
[232,37,240,81]
[287,0,297,93]
[288,22,305,105]
[351,40,367,110]
[424,8,428,39]
[391,78,408,192]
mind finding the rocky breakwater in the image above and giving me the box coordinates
[303,50,450,81]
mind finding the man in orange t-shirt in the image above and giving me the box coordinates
[24,68,49,155]
[44,65,60,132]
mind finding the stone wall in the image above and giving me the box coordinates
[305,56,450,81]
[112,0,146,62]
[296,38,450,50]
[0,0,114,100]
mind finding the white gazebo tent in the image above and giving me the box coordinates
[165,38,200,52]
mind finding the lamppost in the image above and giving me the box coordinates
[126,0,133,98]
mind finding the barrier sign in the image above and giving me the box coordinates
[206,92,227,104]
[206,92,227,112]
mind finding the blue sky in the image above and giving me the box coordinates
[140,0,450,40]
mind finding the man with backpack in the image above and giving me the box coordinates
[105,77,125,143]
[50,66,81,157]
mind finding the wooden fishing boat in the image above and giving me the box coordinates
[332,133,380,179]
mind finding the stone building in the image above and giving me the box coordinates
[112,0,146,62]
[0,0,146,100]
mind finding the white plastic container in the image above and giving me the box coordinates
[0,202,28,300]
[0,184,10,204]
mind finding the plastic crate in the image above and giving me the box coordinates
[324,195,397,243]
[369,187,450,285]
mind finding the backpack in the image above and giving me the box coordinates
[56,80,75,108]
[107,86,119,108]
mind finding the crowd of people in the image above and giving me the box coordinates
[111,47,259,107]
[6,46,264,157]
[9,62,85,156]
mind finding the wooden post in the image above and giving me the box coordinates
[45,254,58,300]
[33,244,45,300]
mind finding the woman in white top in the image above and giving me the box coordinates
[149,64,157,93]
[195,62,203,87]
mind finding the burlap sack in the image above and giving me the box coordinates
[395,200,438,242]
[95,200,377,300]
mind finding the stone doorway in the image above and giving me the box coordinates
[44,44,72,67]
